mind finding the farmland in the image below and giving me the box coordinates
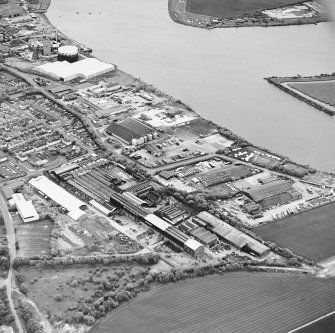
[185,0,304,18]
[90,272,335,333]
[295,314,335,333]
[289,80,335,107]
[255,202,335,261]
[16,220,53,257]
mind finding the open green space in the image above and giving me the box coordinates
[255,202,335,261]
[90,272,335,333]
[289,80,335,106]
[186,0,303,18]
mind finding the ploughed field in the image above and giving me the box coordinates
[16,220,53,257]
[289,80,335,107]
[255,202,335,261]
[90,273,335,333]
[295,313,335,333]
[185,0,303,18]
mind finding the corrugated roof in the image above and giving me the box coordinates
[244,180,293,202]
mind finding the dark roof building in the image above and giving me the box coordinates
[190,227,217,247]
[244,180,293,202]
[196,212,270,257]
[106,119,154,144]
[243,180,302,209]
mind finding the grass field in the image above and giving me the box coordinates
[90,272,335,333]
[16,220,53,257]
[290,80,335,106]
[185,0,303,18]
[255,202,335,261]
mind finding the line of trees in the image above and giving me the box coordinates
[0,287,15,327]
[12,253,160,268]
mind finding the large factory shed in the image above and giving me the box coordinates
[106,119,155,145]
[243,180,301,208]
[144,214,204,258]
[11,193,39,223]
[35,58,115,82]
[196,212,269,257]
[29,176,87,220]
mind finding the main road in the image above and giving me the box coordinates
[0,192,24,333]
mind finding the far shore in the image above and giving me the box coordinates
[168,0,329,30]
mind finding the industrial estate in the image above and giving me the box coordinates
[0,1,334,333]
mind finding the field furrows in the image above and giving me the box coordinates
[91,273,335,333]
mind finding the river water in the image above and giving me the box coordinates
[48,0,335,172]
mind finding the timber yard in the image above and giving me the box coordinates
[0,0,334,333]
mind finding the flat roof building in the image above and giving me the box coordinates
[29,176,86,220]
[35,58,115,82]
[12,193,39,223]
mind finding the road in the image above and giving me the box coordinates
[0,193,24,333]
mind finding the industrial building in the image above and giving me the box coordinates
[29,175,87,220]
[190,227,217,247]
[106,119,157,145]
[156,204,190,225]
[198,165,253,188]
[11,193,39,223]
[35,58,115,82]
[145,214,204,258]
[243,202,262,216]
[89,200,115,216]
[243,180,302,209]
[195,212,269,257]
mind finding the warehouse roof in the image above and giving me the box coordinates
[244,180,293,202]
[12,193,39,223]
[197,212,269,256]
[184,239,204,251]
[29,176,86,220]
[35,58,115,81]
[145,214,170,231]
[106,119,153,143]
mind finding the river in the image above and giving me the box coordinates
[47,0,335,172]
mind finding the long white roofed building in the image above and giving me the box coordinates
[35,58,115,82]
[29,176,86,220]
[11,193,39,223]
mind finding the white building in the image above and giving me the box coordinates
[11,193,39,223]
[35,58,115,82]
[29,176,86,220]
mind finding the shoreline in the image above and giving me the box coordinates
[38,1,322,174]
[168,0,329,30]
[265,75,335,116]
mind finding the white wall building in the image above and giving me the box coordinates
[12,193,39,223]
[29,176,86,220]
[35,58,115,82]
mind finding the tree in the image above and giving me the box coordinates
[84,315,95,325]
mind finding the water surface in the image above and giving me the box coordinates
[48,0,335,172]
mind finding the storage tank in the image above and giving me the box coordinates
[147,133,153,141]
[57,45,79,63]
[143,135,148,143]
[153,132,158,139]
[131,138,138,146]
